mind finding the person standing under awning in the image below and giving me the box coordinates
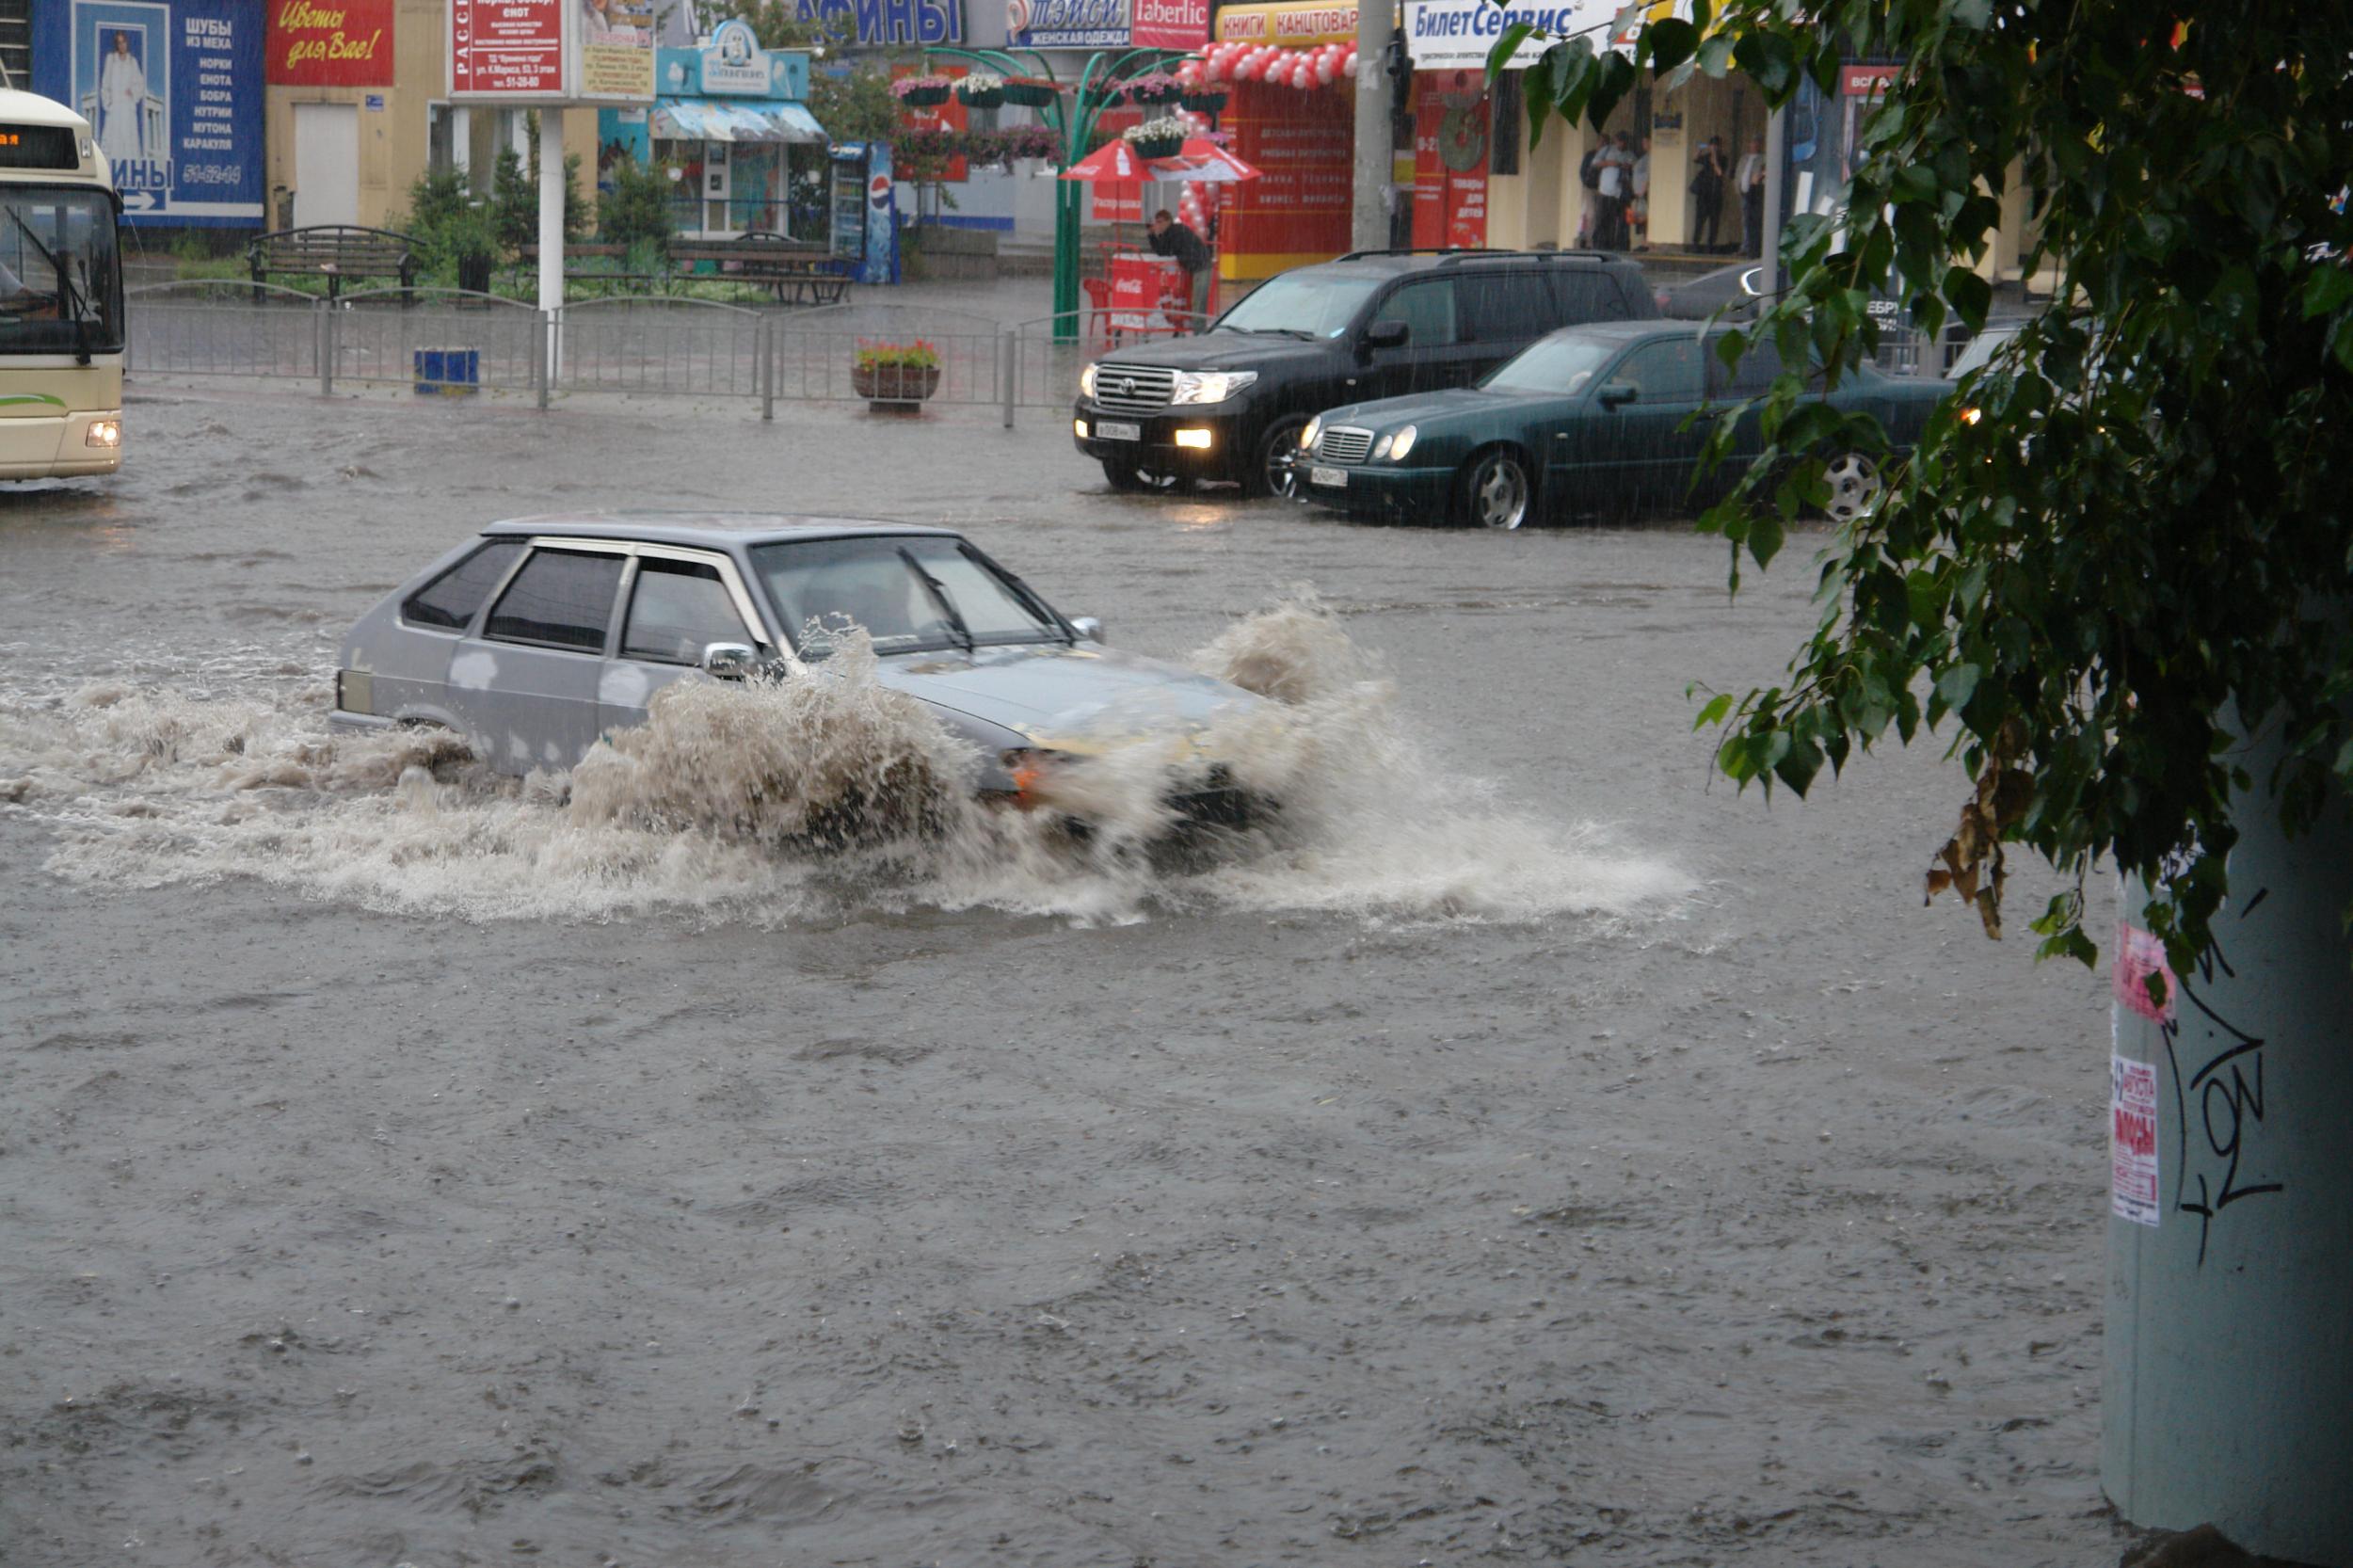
[1147,208,1211,326]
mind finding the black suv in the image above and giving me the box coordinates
[1073,248,1659,497]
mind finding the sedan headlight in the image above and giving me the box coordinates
[1080,362,1098,398]
[1170,370,1258,406]
[1387,424,1418,462]
[1302,415,1322,450]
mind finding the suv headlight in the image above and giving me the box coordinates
[1387,424,1418,461]
[1302,415,1322,450]
[1170,370,1257,406]
[1080,362,1098,398]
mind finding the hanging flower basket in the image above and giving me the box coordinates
[1123,117,1188,161]
[1002,75,1060,108]
[1120,71,1184,106]
[893,74,952,107]
[852,340,942,409]
[954,72,1006,109]
[1178,88,1228,114]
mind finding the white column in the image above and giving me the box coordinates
[539,110,566,379]
[452,106,472,181]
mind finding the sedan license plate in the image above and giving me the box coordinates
[1309,465,1347,488]
[1096,420,1141,441]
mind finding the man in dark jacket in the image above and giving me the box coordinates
[1147,209,1212,327]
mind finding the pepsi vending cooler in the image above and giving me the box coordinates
[828,141,899,287]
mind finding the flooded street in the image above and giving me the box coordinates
[3,384,2119,1566]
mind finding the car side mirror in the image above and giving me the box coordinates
[1597,381,1639,408]
[700,642,761,679]
[1362,320,1410,354]
[1070,616,1105,644]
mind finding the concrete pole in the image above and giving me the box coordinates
[1757,102,1784,293]
[538,109,566,380]
[1351,0,1392,252]
[2105,717,2353,1565]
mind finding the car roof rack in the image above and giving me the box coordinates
[1329,246,1625,265]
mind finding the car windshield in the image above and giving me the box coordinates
[1481,334,1625,395]
[1213,270,1383,339]
[0,187,122,355]
[750,536,1064,657]
[1946,324,2022,381]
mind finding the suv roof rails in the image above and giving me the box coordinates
[1331,246,1511,262]
[1329,246,1626,265]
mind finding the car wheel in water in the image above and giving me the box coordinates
[1249,416,1309,500]
[1457,448,1533,530]
[1102,456,1192,494]
[1821,450,1884,523]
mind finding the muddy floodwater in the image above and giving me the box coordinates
[2,385,2120,1566]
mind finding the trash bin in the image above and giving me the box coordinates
[412,346,480,395]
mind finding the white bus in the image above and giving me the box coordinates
[0,87,123,479]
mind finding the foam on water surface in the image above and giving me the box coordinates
[0,598,1693,927]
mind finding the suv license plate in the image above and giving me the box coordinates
[1096,421,1141,441]
[1309,465,1346,488]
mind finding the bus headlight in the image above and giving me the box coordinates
[86,419,120,448]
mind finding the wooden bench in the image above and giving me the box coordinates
[248,225,418,303]
[673,233,850,305]
[519,239,848,304]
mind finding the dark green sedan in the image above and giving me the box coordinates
[1294,320,1952,529]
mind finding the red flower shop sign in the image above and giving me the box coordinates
[268,0,394,87]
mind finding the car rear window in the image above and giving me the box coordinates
[1554,271,1631,324]
[1458,271,1553,344]
[400,539,525,631]
[484,549,625,652]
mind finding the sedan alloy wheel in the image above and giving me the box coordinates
[1822,451,1884,524]
[1460,450,1533,530]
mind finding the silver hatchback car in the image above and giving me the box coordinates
[328,513,1270,813]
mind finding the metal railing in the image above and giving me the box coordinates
[121,289,1225,426]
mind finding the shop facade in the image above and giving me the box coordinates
[1195,0,1359,284]
[600,17,825,238]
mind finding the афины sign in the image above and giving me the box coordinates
[267,0,393,87]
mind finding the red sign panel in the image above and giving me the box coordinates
[451,0,565,97]
[1132,0,1209,50]
[1409,82,1486,248]
[270,0,394,87]
[1220,79,1352,277]
[1841,62,1898,98]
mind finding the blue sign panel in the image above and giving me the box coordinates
[34,0,265,226]
[792,0,962,49]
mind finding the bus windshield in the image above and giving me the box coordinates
[0,187,121,355]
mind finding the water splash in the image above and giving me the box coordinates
[0,598,1692,927]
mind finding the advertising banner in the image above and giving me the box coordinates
[265,0,392,87]
[1131,0,1208,50]
[1218,78,1350,279]
[579,0,656,99]
[34,0,264,226]
[450,0,565,97]
[1212,1,1356,46]
[1402,0,1681,70]
[793,0,964,48]
[1010,0,1130,50]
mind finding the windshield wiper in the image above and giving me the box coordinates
[899,549,974,653]
[967,549,1074,644]
[4,209,89,363]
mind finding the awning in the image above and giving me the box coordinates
[651,97,828,144]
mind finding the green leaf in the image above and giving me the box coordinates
[1695,31,1737,78]
[1730,31,1796,97]
[1934,663,1980,710]
[1644,18,1697,72]
[1693,692,1734,729]
[1943,265,1992,334]
[2305,265,2353,320]
[1485,23,1534,86]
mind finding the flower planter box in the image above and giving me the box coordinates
[1002,79,1059,108]
[1126,136,1184,160]
[1178,91,1228,114]
[852,363,941,408]
[955,87,1005,109]
[898,86,950,107]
